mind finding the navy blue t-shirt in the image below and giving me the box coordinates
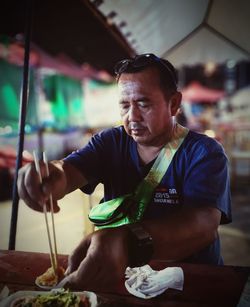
[64,126,232,264]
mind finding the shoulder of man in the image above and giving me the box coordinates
[181,130,228,162]
[95,125,132,143]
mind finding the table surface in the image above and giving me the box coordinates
[0,250,249,307]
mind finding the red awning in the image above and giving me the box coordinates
[182,81,225,103]
[0,147,33,169]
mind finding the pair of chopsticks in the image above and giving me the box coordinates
[33,151,58,275]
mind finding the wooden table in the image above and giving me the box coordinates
[0,250,249,306]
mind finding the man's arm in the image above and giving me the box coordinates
[141,206,221,261]
[17,159,88,212]
[60,160,88,194]
[65,205,221,291]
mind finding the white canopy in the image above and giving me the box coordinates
[96,0,250,67]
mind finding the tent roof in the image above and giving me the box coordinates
[96,0,250,66]
[0,0,132,74]
[167,27,249,68]
[1,0,249,74]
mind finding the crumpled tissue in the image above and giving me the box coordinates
[125,264,184,299]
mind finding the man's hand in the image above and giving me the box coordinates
[17,160,67,212]
[65,226,130,292]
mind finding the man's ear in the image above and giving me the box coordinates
[170,91,182,116]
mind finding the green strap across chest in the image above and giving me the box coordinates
[133,124,189,218]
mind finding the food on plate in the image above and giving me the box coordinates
[11,296,35,307]
[35,266,65,287]
[10,289,90,306]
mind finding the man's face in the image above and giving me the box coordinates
[117,67,179,147]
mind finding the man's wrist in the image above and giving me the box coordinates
[126,223,154,267]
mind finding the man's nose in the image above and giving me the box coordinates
[128,104,142,121]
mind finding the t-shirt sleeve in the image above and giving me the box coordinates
[63,129,111,186]
[182,139,232,224]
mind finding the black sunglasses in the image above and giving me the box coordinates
[114,53,177,90]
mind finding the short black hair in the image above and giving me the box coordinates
[114,53,178,95]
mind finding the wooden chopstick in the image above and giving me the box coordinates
[43,152,58,270]
[33,151,57,275]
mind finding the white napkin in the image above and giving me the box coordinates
[125,264,184,299]
[0,286,9,301]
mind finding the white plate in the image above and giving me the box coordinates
[0,289,98,307]
[34,279,55,290]
[35,275,70,290]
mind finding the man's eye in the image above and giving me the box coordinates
[138,101,149,108]
[120,103,130,110]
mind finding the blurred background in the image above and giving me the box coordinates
[0,0,249,266]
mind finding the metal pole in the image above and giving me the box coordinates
[8,0,33,250]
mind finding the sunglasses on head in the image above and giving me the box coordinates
[114,53,177,90]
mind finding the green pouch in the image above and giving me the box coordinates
[88,124,189,229]
[88,194,139,228]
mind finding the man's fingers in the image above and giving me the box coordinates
[19,185,44,212]
[52,200,60,213]
[18,162,60,213]
[17,168,44,212]
[24,163,48,203]
[66,254,99,290]
[40,163,66,201]
[66,239,90,275]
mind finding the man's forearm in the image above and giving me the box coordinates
[141,206,221,261]
[52,160,88,197]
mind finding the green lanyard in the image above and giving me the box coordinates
[134,124,189,219]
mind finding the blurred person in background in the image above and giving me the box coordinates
[18,53,231,291]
